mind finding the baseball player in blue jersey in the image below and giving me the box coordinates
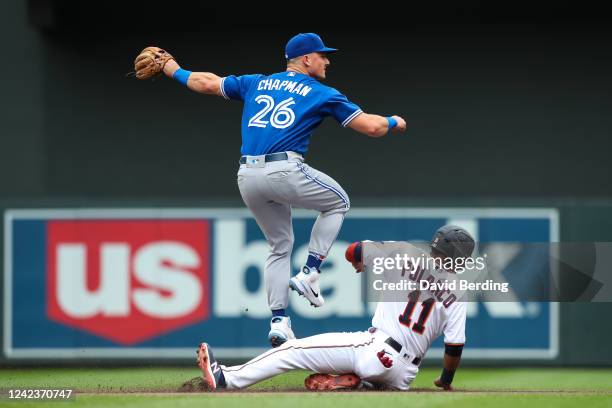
[139,33,406,348]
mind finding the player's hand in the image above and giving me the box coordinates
[434,377,453,391]
[390,115,406,132]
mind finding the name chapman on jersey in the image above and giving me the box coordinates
[257,79,312,97]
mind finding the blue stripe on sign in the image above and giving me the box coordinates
[297,163,350,209]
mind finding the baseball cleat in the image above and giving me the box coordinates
[196,343,226,390]
[268,316,296,348]
[289,266,325,307]
[304,373,361,391]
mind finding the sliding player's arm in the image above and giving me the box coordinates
[434,301,467,391]
[434,344,463,391]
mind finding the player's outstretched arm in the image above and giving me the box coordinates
[163,60,224,97]
[133,47,223,96]
[347,113,406,138]
[434,344,463,391]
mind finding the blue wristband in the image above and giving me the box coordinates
[172,68,192,86]
[386,116,398,129]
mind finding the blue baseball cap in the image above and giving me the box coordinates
[285,33,338,59]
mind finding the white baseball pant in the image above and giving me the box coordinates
[221,329,418,390]
[237,151,350,310]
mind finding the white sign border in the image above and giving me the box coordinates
[4,207,560,360]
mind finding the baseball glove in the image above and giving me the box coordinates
[133,46,175,80]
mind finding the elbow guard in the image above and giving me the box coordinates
[444,344,464,357]
[345,242,362,264]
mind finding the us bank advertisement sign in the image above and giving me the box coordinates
[4,208,559,359]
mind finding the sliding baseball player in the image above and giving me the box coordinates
[195,225,474,391]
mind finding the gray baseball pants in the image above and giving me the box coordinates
[237,151,350,310]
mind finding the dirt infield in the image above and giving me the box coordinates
[58,375,606,395]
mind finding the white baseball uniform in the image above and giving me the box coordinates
[237,152,349,310]
[220,242,467,390]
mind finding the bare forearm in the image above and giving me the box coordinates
[359,114,390,137]
[347,113,406,137]
[163,59,223,96]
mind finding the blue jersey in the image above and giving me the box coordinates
[221,71,362,156]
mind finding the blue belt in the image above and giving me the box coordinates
[239,152,289,165]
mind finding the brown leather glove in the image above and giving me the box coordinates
[134,46,175,80]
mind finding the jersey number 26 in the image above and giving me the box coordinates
[248,96,296,129]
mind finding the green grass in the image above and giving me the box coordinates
[12,393,611,408]
[1,368,611,408]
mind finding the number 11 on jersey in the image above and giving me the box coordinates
[399,291,435,334]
